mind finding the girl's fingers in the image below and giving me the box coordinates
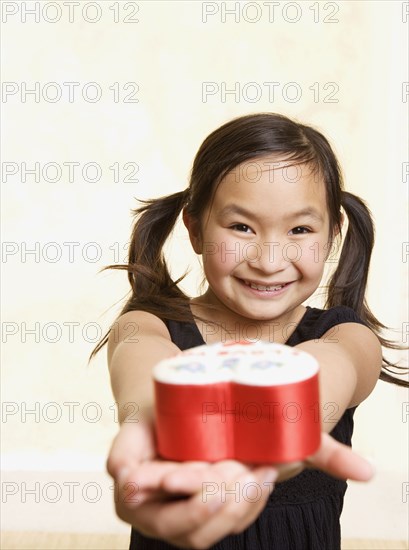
[116,459,241,510]
[115,457,250,512]
[304,433,374,481]
[168,467,278,549]
[161,459,251,493]
[130,460,212,491]
[117,485,188,508]
[116,488,226,540]
[115,464,185,510]
[117,461,274,542]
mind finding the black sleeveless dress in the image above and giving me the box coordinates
[129,305,368,550]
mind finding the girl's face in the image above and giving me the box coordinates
[185,157,335,326]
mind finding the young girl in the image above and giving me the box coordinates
[90,112,408,550]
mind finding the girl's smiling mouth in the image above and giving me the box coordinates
[238,278,294,294]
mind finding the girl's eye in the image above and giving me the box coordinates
[289,226,311,235]
[231,223,252,233]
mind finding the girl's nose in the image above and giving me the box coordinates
[244,241,292,273]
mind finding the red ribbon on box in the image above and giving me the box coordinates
[154,374,320,463]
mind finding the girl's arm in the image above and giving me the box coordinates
[269,322,382,482]
[296,322,383,434]
[107,310,179,425]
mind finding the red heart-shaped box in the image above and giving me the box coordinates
[153,340,321,463]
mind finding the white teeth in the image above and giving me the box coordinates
[245,281,285,291]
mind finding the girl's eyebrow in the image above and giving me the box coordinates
[217,204,324,222]
[217,204,258,221]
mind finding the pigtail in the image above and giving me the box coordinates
[126,190,190,303]
[326,191,408,387]
[88,190,192,363]
[326,191,373,316]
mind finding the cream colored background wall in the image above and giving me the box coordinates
[2,0,408,542]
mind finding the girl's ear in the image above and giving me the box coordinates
[183,209,203,254]
[332,212,345,238]
[326,213,344,261]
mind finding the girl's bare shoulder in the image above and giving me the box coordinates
[107,310,173,364]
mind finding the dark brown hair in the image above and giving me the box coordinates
[89,112,408,386]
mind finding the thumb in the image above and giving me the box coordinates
[305,433,375,481]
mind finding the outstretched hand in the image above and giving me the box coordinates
[106,418,374,549]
